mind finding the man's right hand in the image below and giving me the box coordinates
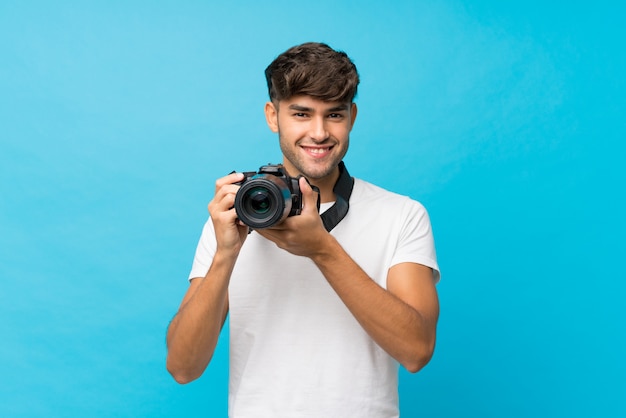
[208,172,249,256]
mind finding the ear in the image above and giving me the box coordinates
[264,101,279,133]
[349,103,358,129]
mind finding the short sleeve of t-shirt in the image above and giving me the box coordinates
[390,199,440,283]
[188,220,217,281]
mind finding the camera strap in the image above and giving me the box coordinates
[320,161,354,232]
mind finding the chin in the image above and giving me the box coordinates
[301,165,337,181]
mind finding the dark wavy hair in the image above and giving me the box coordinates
[265,42,360,104]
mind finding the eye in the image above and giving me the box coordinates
[328,113,344,119]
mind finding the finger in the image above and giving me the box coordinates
[210,185,235,209]
[212,173,244,208]
[209,198,238,221]
[209,184,242,217]
[215,172,245,193]
[299,177,319,214]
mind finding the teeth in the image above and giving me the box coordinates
[307,148,329,154]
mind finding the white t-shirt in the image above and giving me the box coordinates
[189,178,439,417]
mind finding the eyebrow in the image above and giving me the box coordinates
[288,103,350,112]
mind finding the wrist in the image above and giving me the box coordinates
[213,246,240,266]
[310,233,342,265]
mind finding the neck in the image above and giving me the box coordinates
[310,168,340,203]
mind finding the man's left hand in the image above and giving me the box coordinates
[255,177,330,258]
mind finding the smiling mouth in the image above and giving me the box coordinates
[302,146,333,156]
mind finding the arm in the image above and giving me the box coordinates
[312,243,439,373]
[257,178,439,372]
[166,172,248,384]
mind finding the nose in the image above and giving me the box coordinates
[309,117,329,143]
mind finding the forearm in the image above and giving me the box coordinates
[166,251,235,383]
[311,236,437,372]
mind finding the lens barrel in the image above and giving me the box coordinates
[234,174,293,229]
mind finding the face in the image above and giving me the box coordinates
[265,95,357,183]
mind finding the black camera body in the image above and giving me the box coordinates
[234,164,319,229]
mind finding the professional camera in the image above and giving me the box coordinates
[234,164,319,229]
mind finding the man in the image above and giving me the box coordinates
[166,42,440,417]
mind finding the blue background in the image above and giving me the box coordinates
[1,1,624,417]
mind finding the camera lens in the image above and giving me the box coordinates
[245,187,272,214]
[234,175,293,229]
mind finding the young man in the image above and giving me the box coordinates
[166,42,440,417]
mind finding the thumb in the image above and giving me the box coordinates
[299,177,320,214]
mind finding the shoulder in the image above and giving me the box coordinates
[351,178,428,215]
